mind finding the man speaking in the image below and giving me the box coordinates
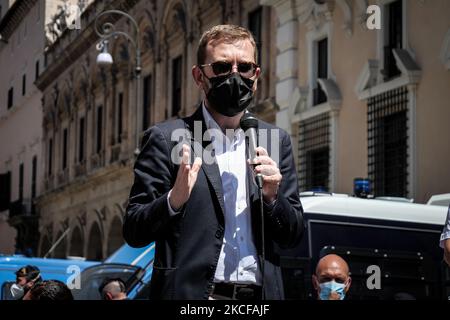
[123,25,304,300]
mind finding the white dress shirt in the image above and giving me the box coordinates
[167,104,261,285]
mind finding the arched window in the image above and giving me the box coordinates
[87,223,103,261]
[69,226,84,257]
[39,234,52,257]
[53,231,67,259]
[107,216,124,256]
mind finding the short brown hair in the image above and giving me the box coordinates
[28,280,74,301]
[197,25,258,65]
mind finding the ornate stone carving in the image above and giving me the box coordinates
[297,0,335,30]
[220,0,236,24]
[61,218,70,231]
[143,26,155,53]
[336,0,352,37]
[317,78,342,109]
[77,211,87,227]
[289,86,310,116]
[46,0,74,44]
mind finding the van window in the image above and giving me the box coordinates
[320,246,442,300]
[71,264,140,300]
[280,257,312,300]
[279,211,446,299]
[306,215,443,262]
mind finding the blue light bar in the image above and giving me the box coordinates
[354,178,371,198]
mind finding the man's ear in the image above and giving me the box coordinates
[192,65,205,88]
[312,275,319,291]
[106,292,113,300]
[252,67,261,91]
[345,277,352,293]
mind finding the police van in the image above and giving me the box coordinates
[0,255,97,300]
[69,189,450,300]
[0,244,154,300]
[279,192,450,300]
[71,243,155,300]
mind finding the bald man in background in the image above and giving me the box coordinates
[312,254,352,300]
[99,278,128,300]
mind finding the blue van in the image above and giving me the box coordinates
[71,243,155,300]
[0,255,98,300]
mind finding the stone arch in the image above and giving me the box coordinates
[157,0,190,56]
[43,88,58,128]
[160,0,188,41]
[86,221,103,261]
[52,229,68,259]
[159,0,189,117]
[89,50,109,94]
[110,35,130,64]
[114,202,125,216]
[188,0,203,41]
[69,225,84,257]
[73,62,90,105]
[56,78,74,123]
[137,9,156,56]
[109,38,131,94]
[107,215,124,256]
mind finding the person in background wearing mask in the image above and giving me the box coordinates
[99,278,128,300]
[440,204,450,266]
[312,254,352,300]
[123,24,304,300]
[10,265,42,300]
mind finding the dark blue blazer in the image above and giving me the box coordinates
[123,106,305,299]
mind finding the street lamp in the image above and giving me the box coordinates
[96,40,113,66]
[95,10,142,157]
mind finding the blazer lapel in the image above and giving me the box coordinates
[201,159,226,220]
[184,105,226,219]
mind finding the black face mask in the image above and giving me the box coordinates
[205,73,254,117]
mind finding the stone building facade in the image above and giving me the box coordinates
[6,0,448,259]
[264,0,450,203]
[0,0,92,255]
[0,0,45,255]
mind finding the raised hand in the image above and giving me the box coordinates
[169,144,202,211]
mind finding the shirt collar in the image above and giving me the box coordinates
[201,102,244,143]
[202,102,221,132]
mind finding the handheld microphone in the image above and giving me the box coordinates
[240,111,266,300]
[240,112,263,189]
